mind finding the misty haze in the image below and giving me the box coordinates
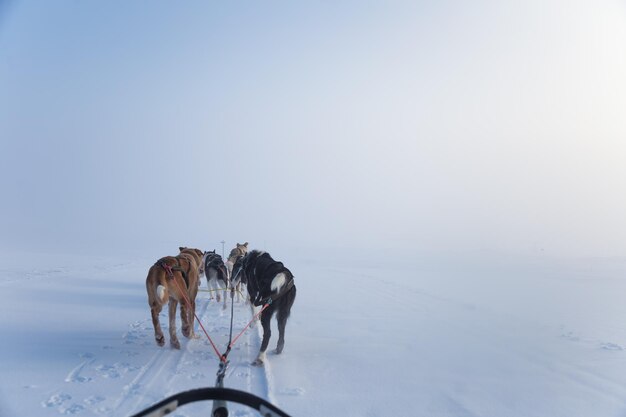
[1,1,626,416]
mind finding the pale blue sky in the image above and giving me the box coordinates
[1,1,625,258]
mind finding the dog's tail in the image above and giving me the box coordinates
[156,285,168,304]
[147,266,169,307]
[271,272,287,293]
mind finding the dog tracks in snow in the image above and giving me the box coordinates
[49,294,274,416]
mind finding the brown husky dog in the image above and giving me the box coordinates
[146,246,203,349]
[226,242,248,273]
[226,242,248,302]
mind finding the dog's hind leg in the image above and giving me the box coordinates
[150,304,165,347]
[275,309,289,355]
[187,286,198,339]
[214,277,221,303]
[249,302,259,328]
[222,282,228,310]
[276,287,296,354]
[252,308,274,366]
[180,299,191,338]
[238,282,248,303]
[168,300,181,349]
[206,275,215,300]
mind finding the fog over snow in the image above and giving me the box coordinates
[2,0,626,259]
[1,1,626,416]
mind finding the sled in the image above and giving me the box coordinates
[129,386,292,417]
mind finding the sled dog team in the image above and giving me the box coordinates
[146,242,296,366]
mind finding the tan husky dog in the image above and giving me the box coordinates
[226,242,248,302]
[146,246,203,349]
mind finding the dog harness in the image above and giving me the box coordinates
[250,258,296,307]
[156,257,191,288]
[205,253,224,270]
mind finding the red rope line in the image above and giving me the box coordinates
[228,303,270,350]
[165,265,270,363]
[170,274,224,362]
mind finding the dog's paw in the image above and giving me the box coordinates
[156,336,165,347]
[171,339,181,350]
[252,351,266,366]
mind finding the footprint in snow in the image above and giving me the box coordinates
[95,364,120,379]
[42,393,72,408]
[560,331,580,342]
[278,387,305,396]
[95,406,113,415]
[123,383,142,396]
[60,403,85,414]
[96,362,139,379]
[67,374,92,383]
[84,396,105,405]
[601,342,624,351]
[123,332,140,344]
[65,353,96,383]
[119,362,140,372]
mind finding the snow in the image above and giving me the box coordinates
[2,250,626,416]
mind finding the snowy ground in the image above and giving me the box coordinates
[2,250,626,416]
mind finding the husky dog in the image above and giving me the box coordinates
[202,250,229,308]
[226,242,248,302]
[146,247,203,349]
[178,247,203,265]
[231,250,296,366]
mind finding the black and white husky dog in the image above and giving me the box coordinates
[231,250,296,366]
[202,250,229,308]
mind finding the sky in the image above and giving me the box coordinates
[1,0,626,259]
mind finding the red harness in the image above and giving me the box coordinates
[160,262,174,278]
[157,257,190,288]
